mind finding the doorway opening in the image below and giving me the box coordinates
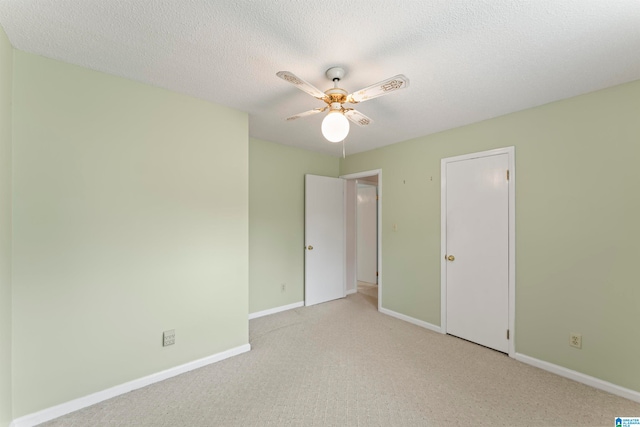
[341,169,382,310]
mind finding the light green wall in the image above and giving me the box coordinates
[249,138,339,314]
[0,25,12,427]
[341,79,640,392]
[11,51,249,417]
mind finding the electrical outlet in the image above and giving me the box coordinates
[569,333,582,349]
[281,283,286,292]
[163,329,175,347]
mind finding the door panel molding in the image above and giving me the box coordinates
[440,147,516,357]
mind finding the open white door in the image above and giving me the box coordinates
[305,174,345,306]
[357,184,378,284]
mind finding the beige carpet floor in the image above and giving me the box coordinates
[42,292,639,426]
[357,281,378,307]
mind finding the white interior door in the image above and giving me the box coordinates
[345,180,357,294]
[445,153,509,353]
[357,184,377,284]
[305,174,345,306]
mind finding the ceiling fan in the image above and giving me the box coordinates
[277,67,409,143]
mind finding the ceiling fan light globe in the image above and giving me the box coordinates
[321,112,350,143]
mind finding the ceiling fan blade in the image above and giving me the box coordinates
[277,71,328,101]
[347,74,409,103]
[285,107,328,121]
[344,109,374,127]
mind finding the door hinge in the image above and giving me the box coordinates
[506,169,510,181]
[507,329,510,340]
[376,271,379,276]
[376,195,379,201]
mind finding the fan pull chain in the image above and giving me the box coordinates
[342,139,346,158]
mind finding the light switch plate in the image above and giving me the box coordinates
[163,329,175,347]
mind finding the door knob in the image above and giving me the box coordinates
[447,255,455,261]
[307,245,314,250]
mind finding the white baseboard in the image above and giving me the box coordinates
[379,307,442,334]
[249,301,303,320]
[515,353,640,403]
[346,289,357,295]
[11,343,251,427]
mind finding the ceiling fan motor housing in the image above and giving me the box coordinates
[324,87,347,105]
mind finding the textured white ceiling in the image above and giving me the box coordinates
[1,1,639,156]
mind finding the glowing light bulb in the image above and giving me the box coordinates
[321,111,350,143]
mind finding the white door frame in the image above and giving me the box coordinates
[340,169,382,312]
[440,147,516,357]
